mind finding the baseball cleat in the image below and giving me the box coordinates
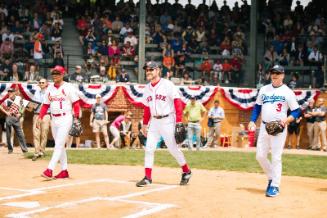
[266,179,272,193]
[54,170,69,179]
[180,171,192,185]
[136,177,152,187]
[266,186,279,197]
[41,169,53,179]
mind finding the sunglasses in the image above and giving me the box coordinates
[145,68,155,72]
[51,73,61,76]
[270,71,283,75]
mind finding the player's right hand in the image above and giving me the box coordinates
[248,121,256,132]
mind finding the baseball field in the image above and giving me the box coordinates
[0,148,326,218]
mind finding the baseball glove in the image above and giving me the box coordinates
[265,121,284,136]
[69,118,83,137]
[175,123,186,144]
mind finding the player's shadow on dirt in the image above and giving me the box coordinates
[317,188,327,192]
[237,187,263,195]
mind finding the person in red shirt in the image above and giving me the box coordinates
[222,59,232,83]
[230,55,242,82]
[200,56,212,78]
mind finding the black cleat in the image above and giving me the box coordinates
[136,177,152,187]
[8,150,13,154]
[180,171,192,185]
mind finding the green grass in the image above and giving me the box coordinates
[26,150,327,179]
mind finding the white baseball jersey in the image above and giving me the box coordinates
[43,82,79,115]
[143,78,180,116]
[256,84,299,122]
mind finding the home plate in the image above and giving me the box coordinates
[2,201,40,209]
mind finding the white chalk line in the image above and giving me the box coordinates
[5,185,177,218]
[0,178,171,202]
[0,187,33,192]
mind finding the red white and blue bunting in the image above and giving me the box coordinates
[3,83,320,111]
[18,83,40,103]
[122,84,218,107]
[221,87,320,110]
[0,83,16,104]
[76,84,119,108]
[177,85,218,106]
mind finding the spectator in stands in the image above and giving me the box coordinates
[97,40,109,58]
[230,55,242,82]
[170,33,183,53]
[69,65,85,83]
[194,26,207,49]
[31,12,42,31]
[51,23,62,42]
[108,39,121,80]
[52,52,65,67]
[279,48,290,66]
[122,41,135,60]
[175,51,186,78]
[200,56,212,78]
[162,43,175,77]
[212,59,223,84]
[112,16,123,33]
[116,68,130,83]
[33,33,43,67]
[287,73,299,90]
[124,29,138,48]
[152,28,166,45]
[90,94,112,149]
[271,35,284,55]
[220,37,231,55]
[84,29,96,46]
[0,58,12,81]
[293,44,307,66]
[264,45,278,71]
[119,111,133,149]
[120,22,133,38]
[183,96,206,151]
[308,46,323,65]
[0,38,14,60]
[11,63,21,81]
[24,64,39,82]
[222,59,232,84]
[182,26,194,44]
[312,98,327,151]
[303,99,315,149]
[84,59,97,81]
[180,71,194,85]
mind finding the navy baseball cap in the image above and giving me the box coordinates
[143,61,160,70]
[7,88,15,92]
[270,65,285,74]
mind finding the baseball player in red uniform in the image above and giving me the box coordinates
[136,61,192,187]
[37,65,81,179]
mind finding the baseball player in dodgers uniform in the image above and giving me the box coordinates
[136,61,192,187]
[37,65,81,179]
[248,65,300,197]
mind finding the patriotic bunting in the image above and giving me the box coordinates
[220,87,320,110]
[5,83,320,111]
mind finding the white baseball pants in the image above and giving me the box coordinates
[145,115,187,168]
[256,123,287,187]
[48,115,72,171]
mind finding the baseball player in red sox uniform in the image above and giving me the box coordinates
[136,61,192,187]
[37,65,81,179]
[248,65,300,197]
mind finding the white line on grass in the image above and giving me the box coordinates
[0,187,33,192]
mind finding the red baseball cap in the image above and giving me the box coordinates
[51,65,66,75]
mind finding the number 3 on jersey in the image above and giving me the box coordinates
[276,103,282,112]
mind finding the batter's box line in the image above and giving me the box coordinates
[0,178,175,202]
[5,186,178,218]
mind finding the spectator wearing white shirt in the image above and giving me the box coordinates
[205,100,225,148]
[124,29,138,47]
[308,46,323,64]
[120,23,133,38]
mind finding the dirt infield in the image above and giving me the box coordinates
[0,150,326,218]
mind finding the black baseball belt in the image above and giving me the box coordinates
[153,114,169,119]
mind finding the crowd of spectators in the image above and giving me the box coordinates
[0,1,67,82]
[73,0,250,85]
[261,0,326,88]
